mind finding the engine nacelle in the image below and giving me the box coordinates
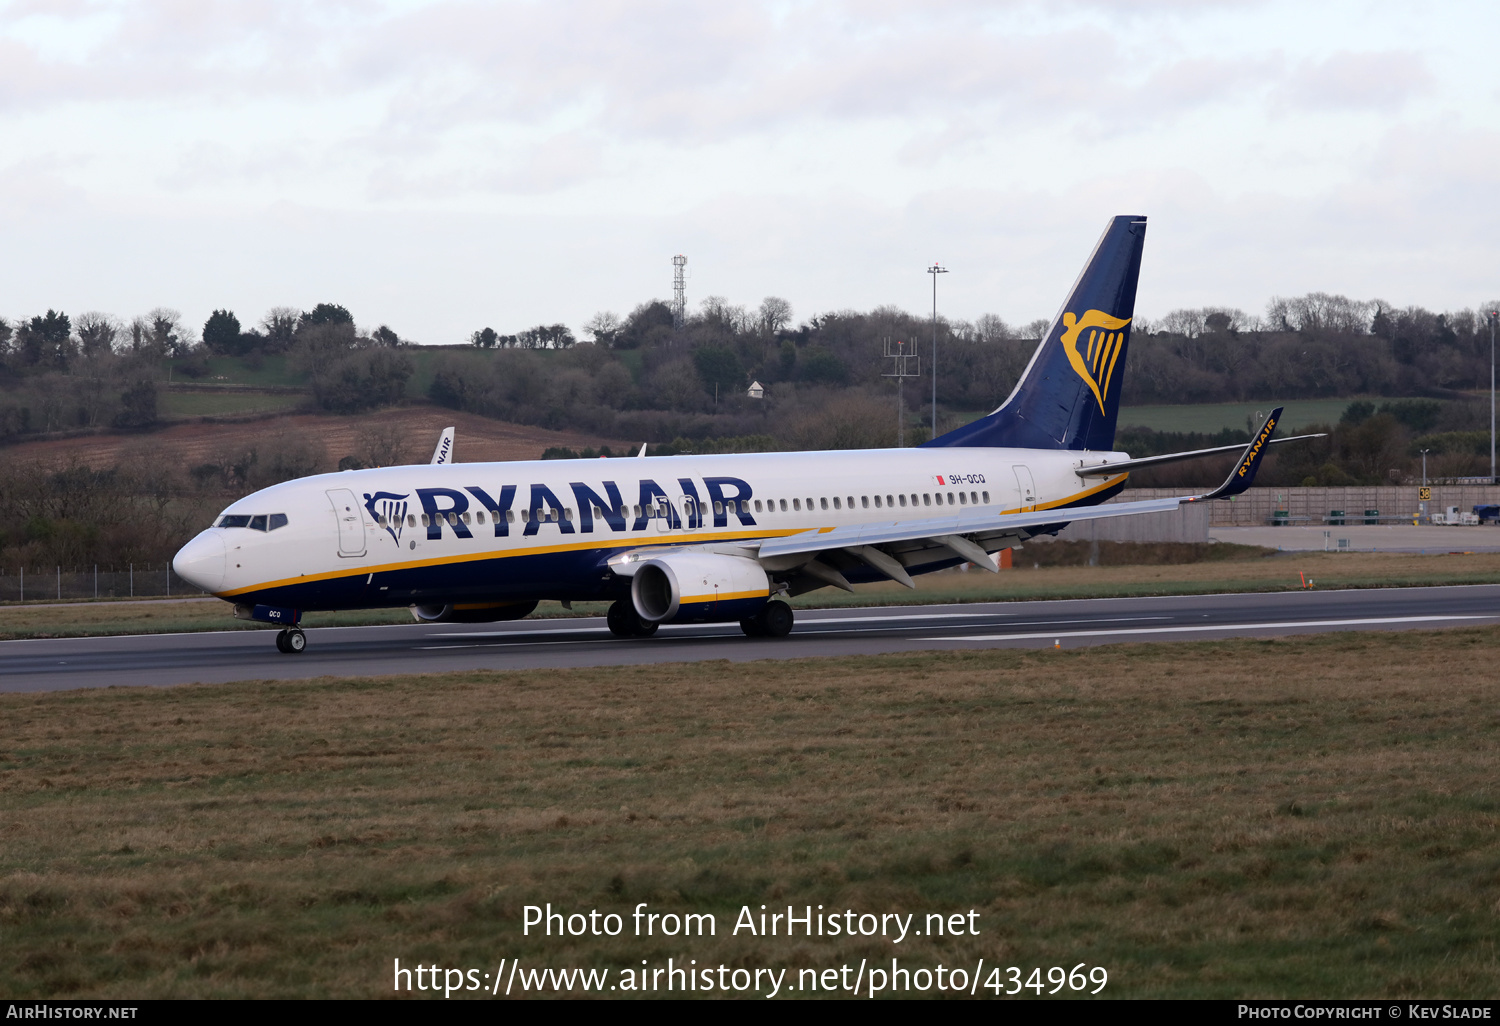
[411,601,539,623]
[631,553,771,624]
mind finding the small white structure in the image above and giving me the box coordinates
[1432,506,1480,526]
[746,380,765,399]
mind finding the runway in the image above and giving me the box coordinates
[5,584,1500,693]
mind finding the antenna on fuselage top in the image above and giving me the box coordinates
[637,442,648,457]
[431,426,455,465]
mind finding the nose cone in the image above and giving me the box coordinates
[173,532,226,593]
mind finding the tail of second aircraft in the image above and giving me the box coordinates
[924,214,1147,452]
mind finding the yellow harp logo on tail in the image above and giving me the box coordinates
[1060,310,1133,414]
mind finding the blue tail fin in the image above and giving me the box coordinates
[924,215,1147,451]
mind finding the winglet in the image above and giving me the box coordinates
[1188,407,1281,502]
[430,426,455,465]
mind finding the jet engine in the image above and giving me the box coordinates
[630,552,771,624]
[410,601,539,624]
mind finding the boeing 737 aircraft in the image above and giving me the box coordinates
[173,215,1316,653]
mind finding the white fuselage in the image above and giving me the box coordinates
[173,445,1129,608]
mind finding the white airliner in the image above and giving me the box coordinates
[173,216,1314,654]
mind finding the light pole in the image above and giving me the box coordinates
[928,262,947,441]
[1488,310,1497,485]
[1421,448,1430,524]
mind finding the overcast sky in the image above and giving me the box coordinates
[1,0,1496,343]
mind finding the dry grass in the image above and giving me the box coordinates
[3,630,1500,998]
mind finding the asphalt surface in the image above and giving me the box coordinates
[4,584,1500,693]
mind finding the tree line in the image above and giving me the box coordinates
[0,302,420,437]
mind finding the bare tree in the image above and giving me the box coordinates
[75,312,120,359]
[758,296,793,335]
[583,310,622,346]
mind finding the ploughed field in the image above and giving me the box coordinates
[3,630,1499,998]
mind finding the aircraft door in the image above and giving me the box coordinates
[1011,465,1037,513]
[652,497,679,534]
[327,488,367,557]
[679,495,701,532]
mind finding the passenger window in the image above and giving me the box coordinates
[821,497,829,511]
[806,497,813,509]
[910,494,918,506]
[887,495,895,507]
[873,496,881,508]
[520,510,529,523]
[778,499,786,511]
[832,497,841,510]
[462,512,472,525]
[948,491,955,504]
[449,512,459,526]
[420,513,430,526]
[958,492,966,505]
[407,514,417,527]
[793,498,801,511]
[714,501,724,515]
[506,510,516,522]
[923,494,931,506]
[898,495,906,507]
[269,513,288,530]
[565,508,574,522]
[982,491,990,504]
[847,496,854,508]
[249,514,268,531]
[862,496,870,508]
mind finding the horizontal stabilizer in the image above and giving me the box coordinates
[1076,430,1324,477]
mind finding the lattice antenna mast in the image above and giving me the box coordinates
[882,337,919,447]
[672,255,688,330]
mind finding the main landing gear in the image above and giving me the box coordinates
[605,599,795,639]
[275,628,307,654]
[607,600,659,638]
[740,600,793,638]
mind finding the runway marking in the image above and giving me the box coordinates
[432,611,1012,640]
[919,614,1498,643]
[417,616,1183,650]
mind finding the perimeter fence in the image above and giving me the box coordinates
[0,565,209,603]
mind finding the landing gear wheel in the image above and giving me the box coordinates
[607,600,659,638]
[757,601,794,638]
[285,628,307,654]
[275,629,290,653]
[740,616,766,637]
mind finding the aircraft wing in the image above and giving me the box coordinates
[749,407,1284,589]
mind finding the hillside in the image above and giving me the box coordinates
[1,405,631,473]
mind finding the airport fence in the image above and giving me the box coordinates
[0,565,209,604]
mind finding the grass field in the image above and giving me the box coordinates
[1118,400,1356,434]
[3,628,1499,998]
[159,391,306,419]
[2,550,1498,642]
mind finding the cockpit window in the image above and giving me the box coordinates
[216,513,289,530]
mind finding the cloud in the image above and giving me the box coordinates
[1272,50,1434,112]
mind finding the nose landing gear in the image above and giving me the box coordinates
[275,628,307,654]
